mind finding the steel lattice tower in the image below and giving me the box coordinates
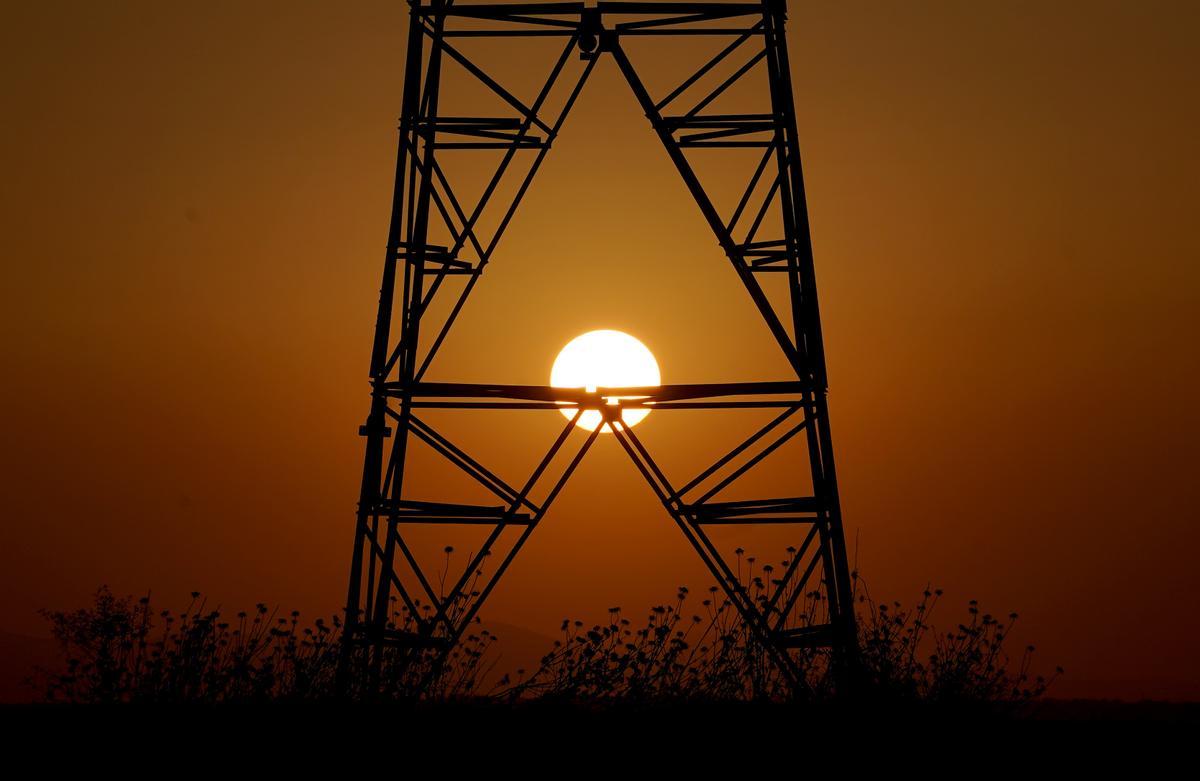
[340,0,858,694]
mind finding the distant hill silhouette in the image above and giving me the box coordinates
[0,629,59,703]
[475,621,558,691]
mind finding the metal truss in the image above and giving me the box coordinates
[340,0,859,694]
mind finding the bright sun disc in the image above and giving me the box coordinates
[550,330,660,433]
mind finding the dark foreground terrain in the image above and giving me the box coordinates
[1,698,1195,767]
[2,697,1196,725]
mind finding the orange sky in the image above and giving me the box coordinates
[1,0,1197,700]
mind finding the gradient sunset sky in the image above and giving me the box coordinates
[1,0,1197,700]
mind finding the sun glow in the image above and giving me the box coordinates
[550,330,661,433]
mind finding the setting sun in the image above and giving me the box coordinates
[550,330,661,432]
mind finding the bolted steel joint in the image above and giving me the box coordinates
[578,8,602,55]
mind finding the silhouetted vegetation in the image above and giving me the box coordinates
[492,572,1060,715]
[36,590,342,704]
[31,566,1059,714]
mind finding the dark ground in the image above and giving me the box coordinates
[0,698,1194,768]
[2,697,1196,723]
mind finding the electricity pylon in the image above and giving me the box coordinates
[339,0,858,694]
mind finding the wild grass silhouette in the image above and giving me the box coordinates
[31,560,1060,713]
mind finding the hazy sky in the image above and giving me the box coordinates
[1,1,1197,700]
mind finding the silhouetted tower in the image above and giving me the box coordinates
[339,0,858,694]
